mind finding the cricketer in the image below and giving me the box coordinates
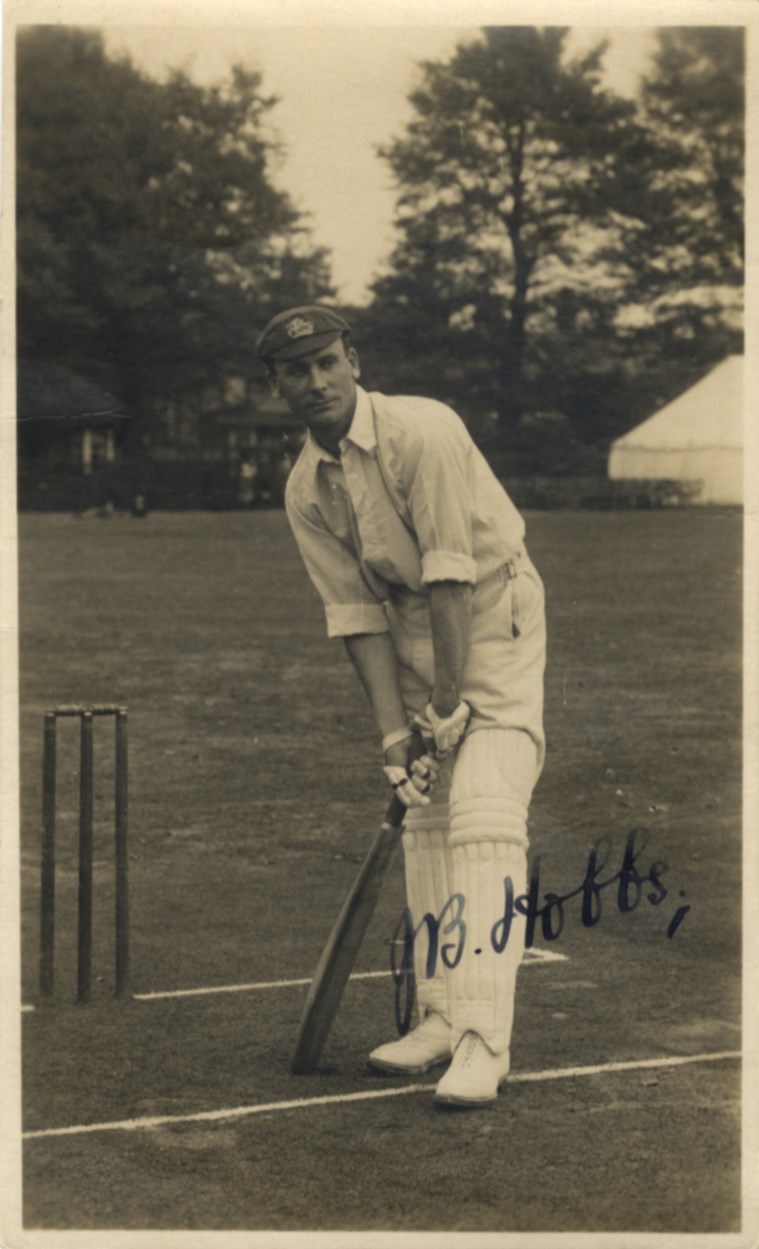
[256,306,546,1107]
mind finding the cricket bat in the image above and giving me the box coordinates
[291,735,426,1075]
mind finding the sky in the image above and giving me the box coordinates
[102,25,657,305]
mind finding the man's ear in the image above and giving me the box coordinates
[347,347,361,381]
[266,368,281,398]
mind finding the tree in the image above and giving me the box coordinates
[16,26,333,462]
[369,27,635,428]
[609,27,744,378]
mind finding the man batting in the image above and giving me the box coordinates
[256,306,546,1108]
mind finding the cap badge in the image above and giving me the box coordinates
[286,316,315,340]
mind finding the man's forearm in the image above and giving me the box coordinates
[343,631,409,741]
[429,580,472,716]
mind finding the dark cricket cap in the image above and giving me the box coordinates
[255,306,351,363]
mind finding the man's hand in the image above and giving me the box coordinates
[415,700,471,754]
[382,754,441,807]
[382,733,440,808]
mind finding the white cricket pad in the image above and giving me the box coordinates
[449,727,538,848]
[446,839,528,1056]
[444,727,536,1053]
[401,807,453,1023]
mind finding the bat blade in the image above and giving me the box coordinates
[290,790,407,1075]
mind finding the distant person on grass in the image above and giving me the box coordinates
[256,306,546,1108]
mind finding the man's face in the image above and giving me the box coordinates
[269,337,360,448]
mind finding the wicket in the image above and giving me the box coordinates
[39,704,130,1003]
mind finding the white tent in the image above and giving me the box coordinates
[608,355,743,505]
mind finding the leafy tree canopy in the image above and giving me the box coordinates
[609,26,743,364]
[365,25,743,464]
[370,27,635,423]
[17,26,333,449]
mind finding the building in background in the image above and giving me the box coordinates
[16,364,303,511]
[608,356,743,506]
[17,363,132,510]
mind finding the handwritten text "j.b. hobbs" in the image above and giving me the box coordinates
[391,825,690,979]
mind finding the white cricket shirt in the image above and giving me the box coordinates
[284,387,526,639]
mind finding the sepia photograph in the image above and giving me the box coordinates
[1,0,755,1244]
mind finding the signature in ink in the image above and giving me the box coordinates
[390,826,690,1035]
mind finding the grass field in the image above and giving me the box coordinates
[14,508,743,1235]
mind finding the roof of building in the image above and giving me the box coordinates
[18,362,129,427]
[611,356,743,453]
[212,395,301,429]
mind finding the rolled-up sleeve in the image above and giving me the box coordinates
[399,417,477,586]
[285,493,390,639]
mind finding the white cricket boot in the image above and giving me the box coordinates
[434,1031,511,1107]
[368,1012,452,1075]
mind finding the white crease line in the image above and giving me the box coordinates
[131,948,567,1003]
[522,946,567,963]
[23,1049,740,1141]
[20,949,568,1012]
[134,970,385,1000]
[510,1050,741,1082]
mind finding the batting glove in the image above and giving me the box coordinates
[383,754,441,807]
[415,700,471,755]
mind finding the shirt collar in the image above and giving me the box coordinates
[302,386,377,466]
[340,386,377,454]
